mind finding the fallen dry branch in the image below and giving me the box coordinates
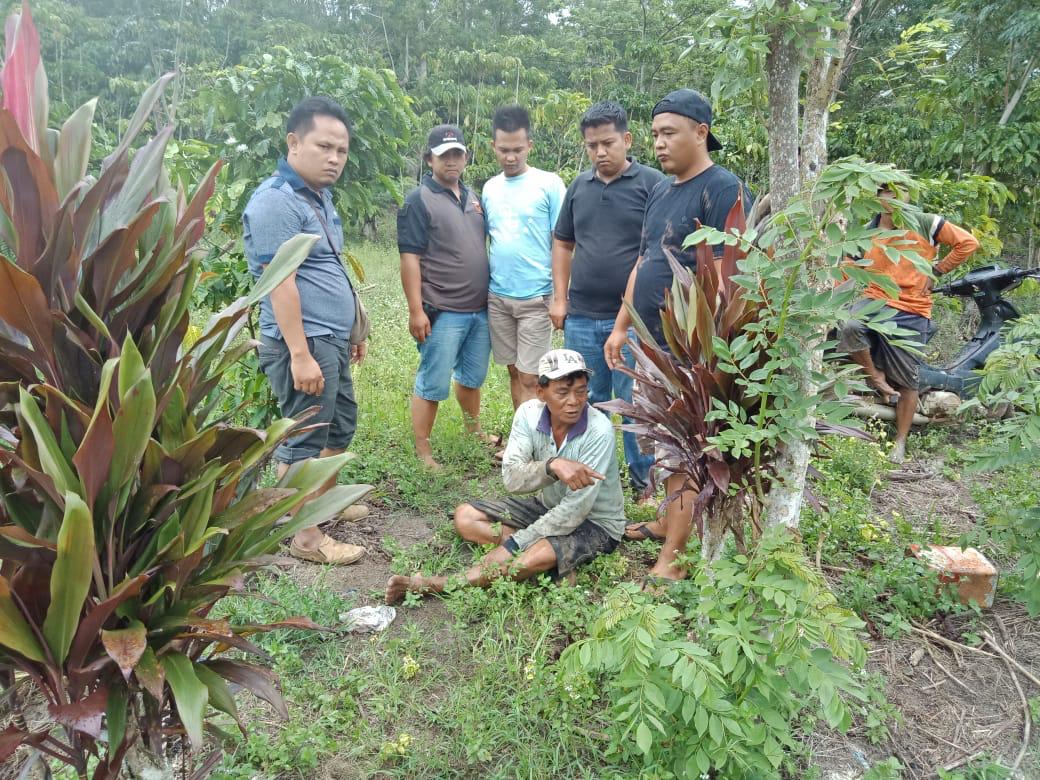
[981,631,1034,774]
[981,631,1040,690]
[910,623,996,658]
[923,642,976,696]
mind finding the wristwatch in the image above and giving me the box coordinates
[545,456,559,478]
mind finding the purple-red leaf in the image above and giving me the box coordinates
[201,658,288,719]
[48,686,108,738]
[0,724,43,762]
[68,574,148,671]
[1,2,45,154]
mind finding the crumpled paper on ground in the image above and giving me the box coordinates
[340,605,396,633]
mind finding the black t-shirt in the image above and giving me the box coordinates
[554,160,667,319]
[633,164,753,346]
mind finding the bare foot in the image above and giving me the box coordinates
[418,453,443,471]
[647,564,686,582]
[867,372,899,400]
[624,520,666,541]
[385,575,417,605]
[474,431,503,448]
[888,440,906,464]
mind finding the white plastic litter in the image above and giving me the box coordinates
[340,605,396,633]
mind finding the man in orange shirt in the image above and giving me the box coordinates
[838,188,979,463]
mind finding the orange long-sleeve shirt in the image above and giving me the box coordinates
[863,214,979,319]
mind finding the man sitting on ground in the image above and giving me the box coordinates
[385,349,626,604]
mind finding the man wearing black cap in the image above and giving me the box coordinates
[397,125,493,469]
[603,88,752,583]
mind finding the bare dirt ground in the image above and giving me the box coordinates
[813,452,1040,779]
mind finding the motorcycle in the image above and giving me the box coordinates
[853,263,1040,424]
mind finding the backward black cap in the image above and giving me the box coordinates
[652,88,722,152]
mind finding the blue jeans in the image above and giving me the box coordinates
[564,315,654,490]
[414,310,492,401]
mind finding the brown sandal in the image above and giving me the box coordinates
[289,536,366,565]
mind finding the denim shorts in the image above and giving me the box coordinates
[257,334,357,463]
[414,309,492,401]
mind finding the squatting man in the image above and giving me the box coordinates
[385,349,626,603]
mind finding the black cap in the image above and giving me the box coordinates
[652,89,722,152]
[427,124,467,155]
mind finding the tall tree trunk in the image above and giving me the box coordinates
[765,9,801,212]
[998,55,1036,126]
[762,1,812,531]
[800,0,863,182]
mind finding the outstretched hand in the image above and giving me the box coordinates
[549,458,604,490]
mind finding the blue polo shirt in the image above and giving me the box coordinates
[243,158,355,341]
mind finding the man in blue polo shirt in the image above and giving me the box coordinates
[398,125,492,469]
[603,88,752,583]
[244,96,370,566]
[550,101,665,496]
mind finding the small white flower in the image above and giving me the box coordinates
[236,143,248,152]
[225,137,238,145]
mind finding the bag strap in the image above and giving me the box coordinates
[304,197,339,254]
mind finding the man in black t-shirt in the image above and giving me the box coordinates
[549,101,666,495]
[603,88,752,583]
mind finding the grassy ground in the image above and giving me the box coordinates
[201,243,1038,779]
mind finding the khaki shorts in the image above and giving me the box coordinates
[487,292,553,375]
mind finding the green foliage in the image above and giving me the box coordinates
[561,529,868,778]
[674,159,928,518]
[802,434,968,636]
[0,13,370,776]
[919,173,1013,258]
[958,298,1040,616]
[964,313,1040,468]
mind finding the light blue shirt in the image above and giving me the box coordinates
[501,399,626,550]
[482,167,567,299]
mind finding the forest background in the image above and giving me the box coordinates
[29,0,1040,290]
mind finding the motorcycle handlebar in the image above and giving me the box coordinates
[934,266,1039,297]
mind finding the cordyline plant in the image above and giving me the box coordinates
[0,4,369,778]
[605,160,923,560]
[600,196,766,560]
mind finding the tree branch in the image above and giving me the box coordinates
[998,55,1036,126]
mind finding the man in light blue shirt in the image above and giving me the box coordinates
[385,349,625,604]
[482,105,567,410]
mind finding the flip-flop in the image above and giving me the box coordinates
[625,523,665,542]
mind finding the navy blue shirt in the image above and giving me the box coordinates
[243,158,355,340]
[553,159,666,319]
[633,164,752,346]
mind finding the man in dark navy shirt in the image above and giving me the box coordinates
[603,88,752,583]
[549,101,665,495]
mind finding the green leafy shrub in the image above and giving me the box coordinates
[0,6,369,776]
[560,530,868,778]
[962,313,1040,614]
